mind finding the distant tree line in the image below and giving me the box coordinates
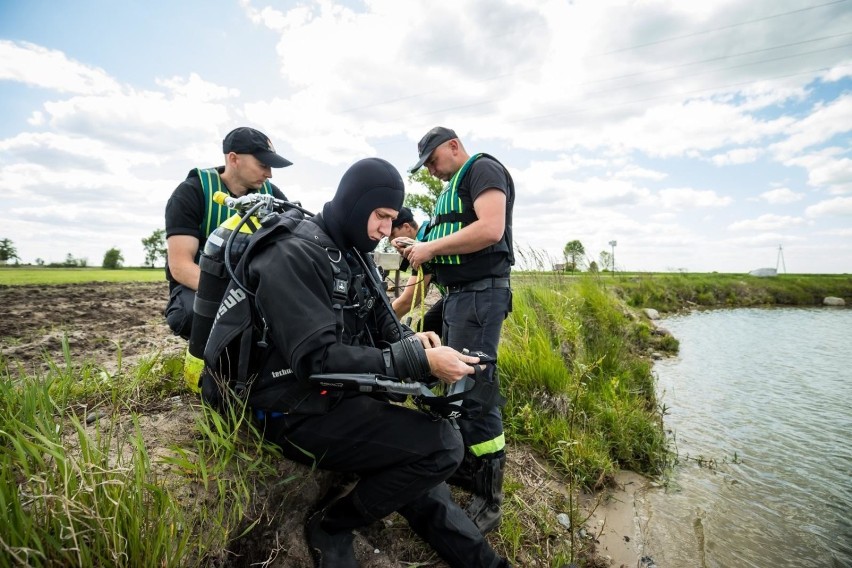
[0,229,167,269]
[0,238,20,265]
[556,239,615,273]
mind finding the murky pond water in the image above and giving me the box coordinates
[644,307,851,568]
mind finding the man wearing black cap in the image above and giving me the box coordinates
[389,207,444,334]
[404,126,515,534]
[201,158,509,568]
[164,126,292,339]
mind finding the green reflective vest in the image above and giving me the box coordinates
[425,153,513,265]
[197,168,273,238]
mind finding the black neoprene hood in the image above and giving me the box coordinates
[322,158,405,252]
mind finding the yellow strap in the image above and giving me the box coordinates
[413,276,427,331]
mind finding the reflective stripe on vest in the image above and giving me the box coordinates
[197,168,273,238]
[426,154,482,265]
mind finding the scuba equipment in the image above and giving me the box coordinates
[200,193,503,420]
[308,350,501,421]
[185,190,309,392]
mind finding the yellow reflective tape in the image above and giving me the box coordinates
[184,349,204,394]
[469,433,505,457]
[218,214,261,233]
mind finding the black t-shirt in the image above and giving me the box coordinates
[164,166,287,286]
[431,157,514,285]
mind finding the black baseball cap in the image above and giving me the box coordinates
[222,127,292,168]
[392,206,415,229]
[409,126,457,172]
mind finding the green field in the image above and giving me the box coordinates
[0,267,165,286]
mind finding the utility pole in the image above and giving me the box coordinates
[608,240,617,275]
[776,244,786,274]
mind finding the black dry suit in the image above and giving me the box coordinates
[201,157,427,413]
[201,210,415,413]
[201,157,507,568]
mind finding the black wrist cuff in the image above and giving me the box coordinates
[389,336,430,382]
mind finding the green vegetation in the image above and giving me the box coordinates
[501,274,672,488]
[0,238,20,264]
[141,229,167,269]
[563,239,585,272]
[0,267,164,286]
[3,269,848,565]
[404,168,443,216]
[607,272,852,312]
[102,247,125,269]
[0,340,282,567]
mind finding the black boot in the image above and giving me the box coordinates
[305,509,358,568]
[465,453,506,534]
[446,450,478,491]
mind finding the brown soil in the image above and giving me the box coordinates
[0,281,642,567]
[0,281,184,374]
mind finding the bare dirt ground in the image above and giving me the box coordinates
[0,281,184,374]
[0,281,646,568]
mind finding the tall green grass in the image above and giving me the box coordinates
[0,339,282,567]
[501,274,671,488]
[0,271,683,566]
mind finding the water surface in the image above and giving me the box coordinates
[643,307,852,568]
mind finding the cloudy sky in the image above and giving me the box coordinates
[1,0,851,273]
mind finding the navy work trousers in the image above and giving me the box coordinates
[442,286,512,455]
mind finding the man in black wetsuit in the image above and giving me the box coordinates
[202,157,509,568]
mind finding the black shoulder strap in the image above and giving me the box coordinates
[289,221,350,342]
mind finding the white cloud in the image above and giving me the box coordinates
[728,214,805,231]
[785,147,852,195]
[155,73,240,103]
[711,147,763,166]
[3,1,852,272]
[656,187,732,210]
[0,40,121,95]
[771,94,852,160]
[722,232,803,248]
[805,196,852,218]
[613,165,668,181]
[758,187,803,204]
[822,61,852,83]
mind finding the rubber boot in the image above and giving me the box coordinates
[446,450,478,491]
[305,491,363,568]
[305,509,357,568]
[465,453,506,534]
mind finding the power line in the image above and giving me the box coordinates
[377,42,849,125]
[336,6,850,117]
[591,0,849,56]
[580,43,852,101]
[581,32,852,87]
[510,65,836,126]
